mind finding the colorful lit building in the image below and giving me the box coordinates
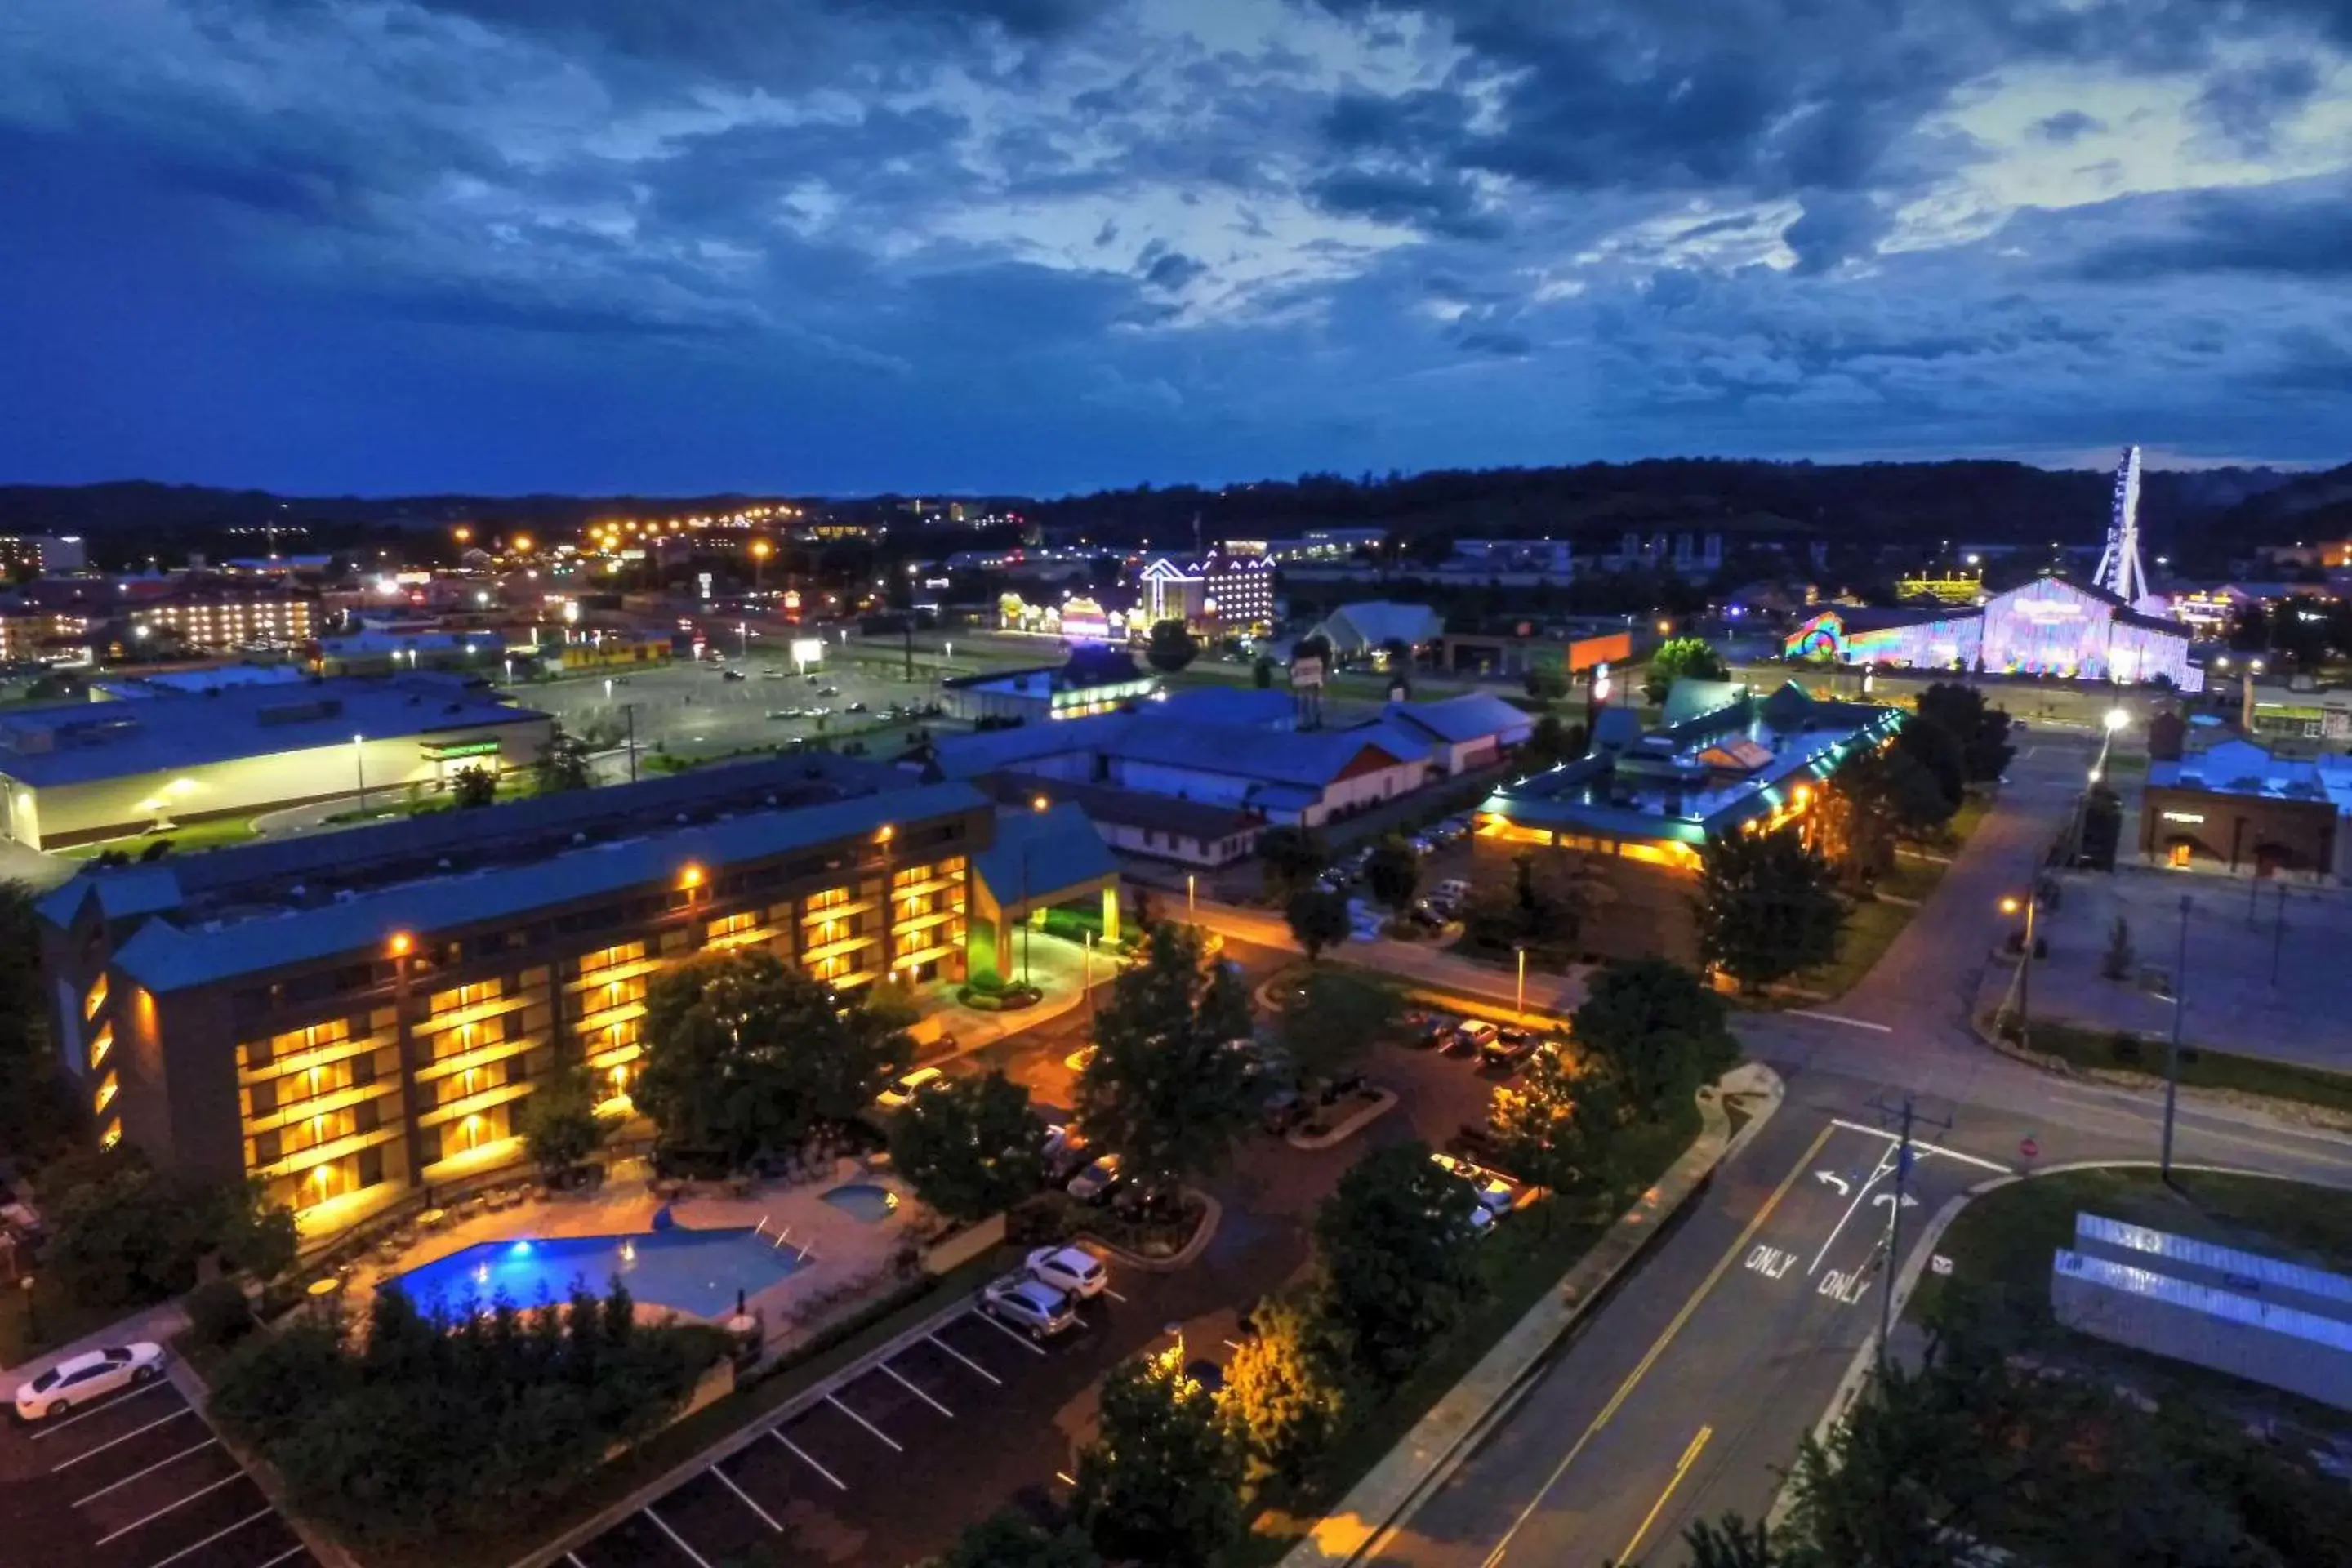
[1137,550,1276,636]
[1784,577,2194,688]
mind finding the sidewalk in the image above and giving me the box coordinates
[1278,1060,1786,1567]
[1181,897,1591,1017]
[3,1296,188,1376]
[906,933,1111,1063]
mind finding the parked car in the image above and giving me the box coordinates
[875,1066,944,1109]
[14,1343,165,1421]
[1449,1120,1508,1165]
[766,709,800,720]
[720,669,747,682]
[1432,877,1472,906]
[819,685,841,697]
[1026,1245,1108,1300]
[1481,1027,1543,1071]
[1260,1087,1308,1134]
[1450,1020,1499,1058]
[1067,1152,1125,1202]
[846,701,869,714]
[1407,835,1435,856]
[982,1273,1080,1341]
[1431,1151,1520,1218]
[1410,1013,1459,1049]
[1042,1125,1093,1183]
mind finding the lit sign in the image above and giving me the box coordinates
[1593,661,1612,703]
[2160,810,2205,825]
[426,739,502,760]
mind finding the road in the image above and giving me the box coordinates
[1362,728,2352,1568]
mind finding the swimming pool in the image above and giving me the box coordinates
[390,1227,802,1318]
[819,1182,901,1224]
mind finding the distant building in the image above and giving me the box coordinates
[1451,539,1575,578]
[1785,576,2194,688]
[2139,738,2350,880]
[942,645,1158,725]
[0,674,551,849]
[0,535,87,575]
[1383,693,1536,775]
[1475,681,1902,964]
[1136,550,1276,636]
[1437,625,1633,679]
[1227,528,1386,562]
[1305,600,1444,660]
[124,579,318,653]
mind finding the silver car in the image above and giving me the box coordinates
[982,1272,1080,1341]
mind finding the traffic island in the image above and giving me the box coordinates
[1287,1089,1397,1150]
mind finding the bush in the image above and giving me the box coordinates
[184,1277,257,1352]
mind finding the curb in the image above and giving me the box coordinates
[167,1356,367,1568]
[1080,1189,1223,1274]
[1286,1089,1398,1150]
[1277,1061,1786,1568]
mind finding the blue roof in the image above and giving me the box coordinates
[109,782,991,993]
[1383,693,1535,745]
[972,803,1116,910]
[1152,687,1294,727]
[933,714,1131,779]
[1660,679,1748,727]
[0,675,544,789]
[1111,719,1427,787]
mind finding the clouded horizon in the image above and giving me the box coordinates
[2,0,2348,496]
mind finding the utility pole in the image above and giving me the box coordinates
[1869,1091,1953,1375]
[625,703,638,785]
[2269,882,2287,988]
[2162,894,2189,1182]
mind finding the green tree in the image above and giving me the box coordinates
[518,1065,608,1180]
[1524,660,1570,702]
[1314,1141,1482,1386]
[1521,713,1584,769]
[449,764,498,808]
[927,1510,1101,1568]
[1218,1291,1349,1485]
[1146,618,1200,673]
[1695,826,1846,993]
[635,950,902,1166]
[1680,1512,1807,1567]
[1642,636,1730,703]
[0,881,76,1167]
[1073,1346,1245,1568]
[531,719,595,793]
[1574,958,1740,1116]
[1365,833,1419,916]
[44,1152,296,1306]
[1258,823,1329,902]
[1276,969,1398,1094]
[1075,925,1256,1199]
[888,1068,1045,1224]
[1893,714,1966,811]
[1285,887,1351,963]
[1912,682,2016,783]
[1487,1048,1632,1209]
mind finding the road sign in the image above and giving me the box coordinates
[1931,1254,1953,1276]
[2020,1136,2040,1160]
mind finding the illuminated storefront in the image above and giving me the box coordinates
[1785,576,2194,688]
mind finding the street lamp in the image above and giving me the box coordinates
[1187,872,1196,915]
[352,733,368,814]
[751,538,772,591]
[2001,892,2038,1049]
[1514,944,1528,1021]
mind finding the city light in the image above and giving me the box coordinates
[2103,708,2128,733]
[388,932,413,956]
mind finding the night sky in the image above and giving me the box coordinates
[3,1,2348,496]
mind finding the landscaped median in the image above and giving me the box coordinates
[1259,1061,1785,1568]
[1985,1013,2352,1129]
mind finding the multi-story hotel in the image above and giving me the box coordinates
[1137,550,1276,637]
[127,581,318,652]
[34,758,1115,1245]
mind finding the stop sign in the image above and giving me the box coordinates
[2020,1136,2040,1160]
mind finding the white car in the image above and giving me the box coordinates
[982,1272,1080,1341]
[1027,1245,1109,1300]
[14,1342,166,1421]
[1432,1152,1520,1218]
[875,1067,944,1110]
[1066,1152,1124,1202]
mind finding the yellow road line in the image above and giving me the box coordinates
[1619,1425,1714,1565]
[1479,1121,1837,1568]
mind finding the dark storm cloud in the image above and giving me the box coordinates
[1456,327,1532,356]
[1783,192,1890,276]
[1304,167,1501,238]
[2072,180,2352,280]
[2030,109,2105,144]
[1138,244,1208,291]
[2193,57,2324,153]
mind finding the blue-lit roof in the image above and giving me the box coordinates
[1153,687,1295,727]
[1383,692,1535,745]
[972,802,1117,910]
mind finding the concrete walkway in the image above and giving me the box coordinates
[1276,1060,1785,1567]
[3,1297,188,1376]
[1178,897,1591,1018]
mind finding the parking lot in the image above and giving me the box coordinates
[0,1377,316,1568]
[564,1272,1204,1568]
[514,652,951,770]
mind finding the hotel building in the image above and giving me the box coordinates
[35,759,1033,1243]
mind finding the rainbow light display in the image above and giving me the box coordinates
[1785,576,2194,688]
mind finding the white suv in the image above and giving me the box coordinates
[1027,1245,1108,1300]
[14,1342,166,1421]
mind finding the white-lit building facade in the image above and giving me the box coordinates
[1137,550,1276,636]
[1785,576,2195,688]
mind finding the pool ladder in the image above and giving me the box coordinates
[753,1214,816,1263]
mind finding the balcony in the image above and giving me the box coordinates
[414,1033,537,1085]
[421,1135,527,1188]
[802,930,880,965]
[252,1123,403,1183]
[416,1078,533,1131]
[564,953,665,992]
[245,1079,401,1138]
[412,991,533,1037]
[702,923,776,953]
[238,1030,392,1088]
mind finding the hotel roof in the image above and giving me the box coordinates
[1382,691,1535,745]
[0,675,545,789]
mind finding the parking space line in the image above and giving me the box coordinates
[644,1507,712,1568]
[925,1333,1002,1385]
[96,1472,244,1546]
[142,1506,274,1568]
[713,1468,782,1533]
[252,1545,308,1568]
[50,1403,191,1464]
[825,1393,903,1451]
[879,1363,953,1417]
[74,1437,218,1506]
[1102,1287,1128,1303]
[567,1552,591,1567]
[965,1308,1049,1356]
[31,1381,172,1439]
[769,1429,847,1490]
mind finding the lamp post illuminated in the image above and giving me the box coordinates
[1515,945,1527,1021]
[751,538,772,592]
[353,733,367,815]
[1187,872,1196,915]
[2001,891,2038,1050]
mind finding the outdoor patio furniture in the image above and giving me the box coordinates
[416,1209,447,1231]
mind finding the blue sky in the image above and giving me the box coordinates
[2,0,2348,496]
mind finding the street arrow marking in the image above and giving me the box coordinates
[1871,1192,1921,1210]
[1814,1171,1851,1196]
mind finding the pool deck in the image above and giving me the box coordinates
[345,1156,925,1341]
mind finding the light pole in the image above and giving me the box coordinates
[1084,929,1095,1021]
[2001,891,2038,1051]
[1187,872,1196,915]
[352,733,368,814]
[2161,894,2189,1180]
[1514,944,1528,1020]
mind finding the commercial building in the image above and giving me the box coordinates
[35,760,1116,1243]
[1473,681,1901,964]
[2138,738,2350,880]
[1437,625,1633,679]
[0,534,88,574]
[0,605,95,663]
[1383,692,1536,775]
[981,773,1262,868]
[1136,550,1276,637]
[1304,601,1444,660]
[941,645,1159,724]
[1785,576,2194,688]
[0,674,551,849]
[125,580,318,653]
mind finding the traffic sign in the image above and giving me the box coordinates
[2020,1135,2040,1160]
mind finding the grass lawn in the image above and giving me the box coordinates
[1908,1166,2352,1422]
[2009,1017,2352,1118]
[1234,1109,1700,1566]
[1787,793,1992,1000]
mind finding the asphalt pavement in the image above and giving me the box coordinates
[1363,727,2352,1568]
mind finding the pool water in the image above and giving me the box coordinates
[819,1183,900,1224]
[391,1227,801,1318]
